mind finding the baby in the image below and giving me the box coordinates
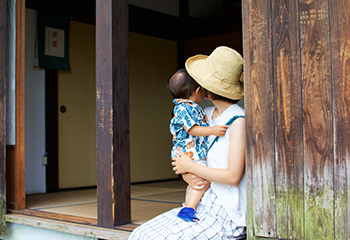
[167,68,228,222]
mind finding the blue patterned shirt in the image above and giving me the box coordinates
[170,98,209,160]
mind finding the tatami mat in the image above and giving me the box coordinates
[26,179,187,224]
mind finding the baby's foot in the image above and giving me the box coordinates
[177,207,199,222]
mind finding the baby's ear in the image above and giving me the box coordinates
[195,87,202,96]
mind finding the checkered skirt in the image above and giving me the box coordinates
[128,187,246,240]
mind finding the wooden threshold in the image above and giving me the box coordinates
[5,213,133,240]
[7,209,138,232]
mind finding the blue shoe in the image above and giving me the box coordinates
[177,207,199,222]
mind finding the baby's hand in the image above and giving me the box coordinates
[211,125,228,137]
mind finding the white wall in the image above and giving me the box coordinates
[6,0,16,145]
[24,9,46,194]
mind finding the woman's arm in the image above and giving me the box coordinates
[181,173,210,190]
[172,118,245,187]
[188,125,228,137]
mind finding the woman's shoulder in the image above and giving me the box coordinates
[230,104,245,116]
[204,106,216,117]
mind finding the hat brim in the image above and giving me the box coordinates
[185,55,244,100]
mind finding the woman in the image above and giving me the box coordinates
[128,46,246,239]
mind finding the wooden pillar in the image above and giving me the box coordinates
[96,0,131,228]
[13,0,26,211]
[0,0,7,235]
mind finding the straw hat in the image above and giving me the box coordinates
[185,46,244,100]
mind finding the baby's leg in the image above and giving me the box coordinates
[185,183,210,209]
[177,183,210,222]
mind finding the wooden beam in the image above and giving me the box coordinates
[96,0,131,228]
[0,0,7,234]
[330,0,350,239]
[7,209,138,232]
[25,0,242,41]
[5,214,132,239]
[14,0,26,211]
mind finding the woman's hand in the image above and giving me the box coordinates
[172,152,193,174]
[182,173,210,190]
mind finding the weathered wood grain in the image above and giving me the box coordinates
[242,0,253,238]
[299,0,334,239]
[245,0,276,237]
[0,0,7,235]
[96,0,130,228]
[272,0,304,239]
[14,0,26,211]
[96,0,115,228]
[330,0,350,239]
[111,0,131,227]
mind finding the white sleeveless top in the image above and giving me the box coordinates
[204,104,246,226]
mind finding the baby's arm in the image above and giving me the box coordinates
[188,125,228,137]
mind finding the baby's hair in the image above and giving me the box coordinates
[167,68,200,99]
[202,88,239,104]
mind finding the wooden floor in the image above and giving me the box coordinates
[26,179,187,224]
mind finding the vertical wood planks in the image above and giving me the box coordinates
[300,0,334,239]
[0,0,7,235]
[96,0,130,228]
[330,0,350,239]
[241,0,254,238]
[272,0,304,238]
[245,0,277,237]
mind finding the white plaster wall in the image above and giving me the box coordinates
[24,9,46,194]
[2,223,97,240]
[6,0,16,145]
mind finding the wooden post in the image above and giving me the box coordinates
[0,0,7,235]
[96,0,131,228]
[13,0,26,211]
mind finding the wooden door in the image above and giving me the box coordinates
[243,0,350,239]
